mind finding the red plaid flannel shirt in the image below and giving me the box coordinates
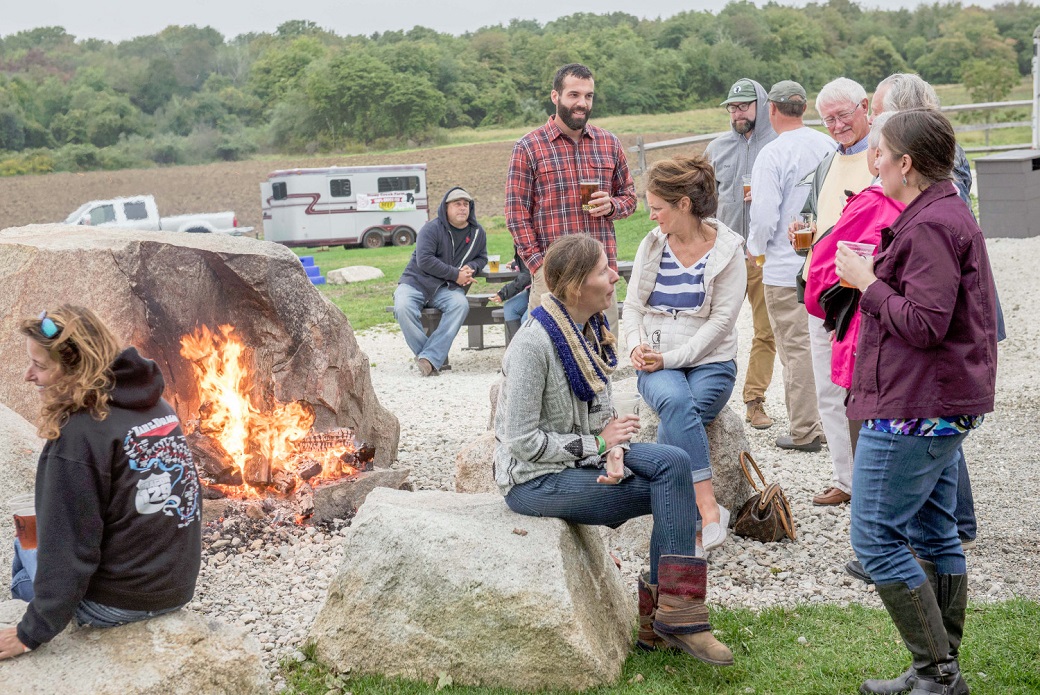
[505,118,637,274]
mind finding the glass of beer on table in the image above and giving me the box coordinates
[487,255,501,273]
[580,180,598,212]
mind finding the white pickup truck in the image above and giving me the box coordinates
[63,195,254,236]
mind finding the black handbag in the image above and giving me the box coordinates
[732,452,797,543]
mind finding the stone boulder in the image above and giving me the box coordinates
[0,225,398,467]
[454,430,497,493]
[0,405,43,578]
[0,601,270,694]
[309,488,634,691]
[327,265,384,284]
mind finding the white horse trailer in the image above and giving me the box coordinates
[260,164,429,248]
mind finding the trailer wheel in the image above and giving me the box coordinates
[391,227,415,246]
[361,231,385,249]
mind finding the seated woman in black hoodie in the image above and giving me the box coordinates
[0,305,201,659]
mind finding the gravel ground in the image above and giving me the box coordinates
[188,236,1038,684]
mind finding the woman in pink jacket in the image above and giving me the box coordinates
[804,113,903,447]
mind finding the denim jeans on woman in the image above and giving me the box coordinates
[851,427,968,589]
[505,442,696,584]
[11,539,182,627]
[636,360,736,515]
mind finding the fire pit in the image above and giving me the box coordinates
[179,324,407,523]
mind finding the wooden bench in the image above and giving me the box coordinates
[385,293,505,353]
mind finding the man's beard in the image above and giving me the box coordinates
[557,102,591,131]
[732,116,755,135]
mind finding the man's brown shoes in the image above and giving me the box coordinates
[745,399,773,429]
[812,486,851,506]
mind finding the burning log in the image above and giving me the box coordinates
[244,439,273,486]
[187,431,235,479]
[297,428,357,453]
[297,459,323,481]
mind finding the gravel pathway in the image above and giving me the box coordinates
[187,237,1039,685]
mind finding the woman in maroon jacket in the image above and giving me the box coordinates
[836,110,996,695]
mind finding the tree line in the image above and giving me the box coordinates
[0,0,1037,175]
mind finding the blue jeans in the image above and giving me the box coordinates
[851,427,968,588]
[10,539,182,626]
[636,360,737,488]
[505,442,696,584]
[10,538,36,602]
[393,283,469,370]
[503,290,529,323]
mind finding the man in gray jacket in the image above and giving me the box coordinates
[705,78,778,430]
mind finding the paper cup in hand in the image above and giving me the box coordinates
[8,493,37,550]
[837,241,876,288]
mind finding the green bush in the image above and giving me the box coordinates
[0,149,55,176]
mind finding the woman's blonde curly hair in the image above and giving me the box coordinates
[20,305,121,440]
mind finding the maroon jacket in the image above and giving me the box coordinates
[846,180,997,420]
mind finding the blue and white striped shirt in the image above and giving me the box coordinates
[648,243,710,312]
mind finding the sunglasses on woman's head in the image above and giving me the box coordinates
[38,311,59,338]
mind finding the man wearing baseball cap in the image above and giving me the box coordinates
[394,186,488,376]
[747,80,836,453]
[705,78,778,431]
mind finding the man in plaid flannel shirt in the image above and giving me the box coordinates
[505,62,637,331]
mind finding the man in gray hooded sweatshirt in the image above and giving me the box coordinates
[705,78,778,430]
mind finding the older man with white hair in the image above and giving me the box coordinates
[800,77,874,506]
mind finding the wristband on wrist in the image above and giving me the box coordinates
[595,435,606,455]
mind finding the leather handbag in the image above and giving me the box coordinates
[732,452,796,543]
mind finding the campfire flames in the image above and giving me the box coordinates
[179,325,368,498]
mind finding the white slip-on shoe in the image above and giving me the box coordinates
[701,505,731,552]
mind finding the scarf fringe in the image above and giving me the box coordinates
[532,294,617,402]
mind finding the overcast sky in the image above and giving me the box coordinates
[2,0,1013,43]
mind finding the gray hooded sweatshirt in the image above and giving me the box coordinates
[704,79,777,240]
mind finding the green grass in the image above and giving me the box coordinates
[280,598,1040,694]
[302,209,656,332]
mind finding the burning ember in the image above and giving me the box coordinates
[179,325,372,498]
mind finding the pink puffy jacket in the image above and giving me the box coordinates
[804,185,905,389]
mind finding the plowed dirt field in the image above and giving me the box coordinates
[1,134,704,232]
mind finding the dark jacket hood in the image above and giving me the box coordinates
[437,186,480,230]
[108,347,164,410]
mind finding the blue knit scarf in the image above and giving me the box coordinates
[532,294,617,402]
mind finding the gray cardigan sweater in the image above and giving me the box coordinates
[493,320,617,495]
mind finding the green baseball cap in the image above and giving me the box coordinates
[721,79,758,106]
[767,80,807,104]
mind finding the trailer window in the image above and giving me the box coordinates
[272,182,287,200]
[378,176,420,193]
[89,205,115,225]
[329,179,352,197]
[123,201,148,221]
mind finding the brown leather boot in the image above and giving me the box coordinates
[652,555,734,666]
[745,398,773,429]
[636,571,670,651]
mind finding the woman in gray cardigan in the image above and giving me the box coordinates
[494,235,733,667]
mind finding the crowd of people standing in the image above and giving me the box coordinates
[489,62,999,692]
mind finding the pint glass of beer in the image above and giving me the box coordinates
[580,180,598,212]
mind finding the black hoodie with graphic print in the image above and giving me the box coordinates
[17,347,201,650]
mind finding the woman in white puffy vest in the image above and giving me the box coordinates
[623,155,748,553]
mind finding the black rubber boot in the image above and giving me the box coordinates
[864,579,968,695]
[861,561,970,695]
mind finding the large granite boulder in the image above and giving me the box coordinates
[454,430,497,494]
[309,488,634,691]
[0,405,43,578]
[0,225,398,467]
[0,601,270,694]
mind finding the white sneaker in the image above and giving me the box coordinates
[701,505,730,552]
